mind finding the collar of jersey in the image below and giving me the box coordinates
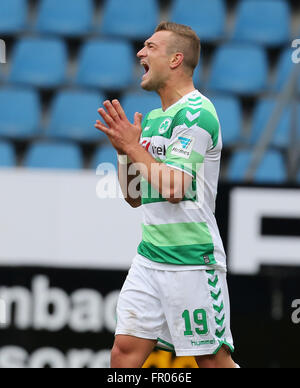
[161,89,200,113]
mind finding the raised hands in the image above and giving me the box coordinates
[95,99,143,155]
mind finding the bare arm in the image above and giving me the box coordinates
[117,153,142,208]
[125,144,193,204]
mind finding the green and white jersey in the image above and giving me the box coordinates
[137,90,226,271]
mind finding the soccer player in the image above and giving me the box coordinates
[95,22,239,369]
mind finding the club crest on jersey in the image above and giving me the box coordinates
[158,119,172,134]
[171,136,195,159]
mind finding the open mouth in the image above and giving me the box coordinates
[141,62,150,78]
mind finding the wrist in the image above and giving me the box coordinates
[125,143,143,160]
[117,154,131,165]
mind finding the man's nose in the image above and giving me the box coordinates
[137,47,146,58]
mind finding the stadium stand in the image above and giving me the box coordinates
[273,47,300,92]
[249,99,292,148]
[0,0,298,184]
[24,141,83,170]
[121,92,161,121]
[0,87,41,139]
[273,47,295,91]
[101,0,159,41]
[9,38,67,88]
[208,43,268,95]
[46,90,106,142]
[35,0,94,37]
[0,0,28,35]
[228,149,286,183]
[75,39,134,90]
[210,95,242,147]
[0,141,16,167]
[92,144,118,170]
[170,0,226,42]
[232,0,291,47]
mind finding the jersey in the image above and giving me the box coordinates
[137,90,227,270]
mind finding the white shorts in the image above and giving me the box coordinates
[116,255,234,357]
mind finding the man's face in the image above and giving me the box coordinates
[137,31,174,91]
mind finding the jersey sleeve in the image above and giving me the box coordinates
[164,106,220,178]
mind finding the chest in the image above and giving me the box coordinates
[140,117,174,160]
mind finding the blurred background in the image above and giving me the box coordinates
[0,0,299,368]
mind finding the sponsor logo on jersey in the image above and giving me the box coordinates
[141,140,166,156]
[179,137,193,149]
[141,140,151,151]
[171,136,195,159]
[158,119,172,134]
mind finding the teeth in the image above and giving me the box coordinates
[141,62,149,73]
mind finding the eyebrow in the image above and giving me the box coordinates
[144,41,157,47]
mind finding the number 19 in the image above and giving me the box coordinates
[182,309,208,336]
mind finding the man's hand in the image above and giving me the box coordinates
[94,100,143,155]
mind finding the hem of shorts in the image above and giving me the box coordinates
[175,342,235,357]
[115,329,158,341]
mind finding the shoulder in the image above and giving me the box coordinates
[173,94,220,148]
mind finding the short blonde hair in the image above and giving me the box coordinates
[155,21,201,75]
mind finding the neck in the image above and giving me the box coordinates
[157,76,196,111]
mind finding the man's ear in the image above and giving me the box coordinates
[170,52,184,70]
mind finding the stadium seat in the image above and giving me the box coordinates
[92,144,118,170]
[121,92,161,122]
[210,95,242,147]
[232,0,291,47]
[228,150,286,183]
[76,40,134,90]
[101,0,158,41]
[170,0,226,42]
[9,38,67,88]
[0,141,16,167]
[273,48,300,92]
[0,0,28,35]
[208,43,268,95]
[24,141,83,170]
[0,87,41,138]
[47,90,106,142]
[249,99,295,148]
[35,0,93,37]
[193,60,203,89]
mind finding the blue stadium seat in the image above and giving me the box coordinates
[47,90,106,142]
[36,0,93,37]
[101,0,158,41]
[0,141,16,167]
[92,144,117,170]
[210,95,242,146]
[228,150,286,183]
[208,44,268,95]
[24,141,83,170]
[9,38,67,88]
[76,40,134,90]
[0,0,28,35]
[273,48,300,92]
[0,87,41,138]
[170,0,226,42]
[249,99,295,148]
[232,0,291,47]
[193,60,203,89]
[121,92,161,122]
